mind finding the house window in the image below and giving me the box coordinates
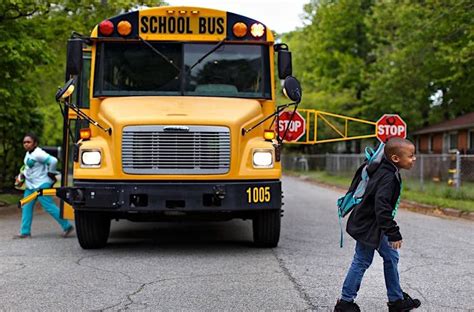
[449,132,458,151]
[469,130,474,150]
[428,135,433,153]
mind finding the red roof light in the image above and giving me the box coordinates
[99,20,114,36]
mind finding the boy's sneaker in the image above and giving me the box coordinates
[387,292,421,311]
[62,226,74,238]
[334,299,361,312]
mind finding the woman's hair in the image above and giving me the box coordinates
[24,132,39,144]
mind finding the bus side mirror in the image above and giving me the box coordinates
[56,78,76,102]
[66,39,83,76]
[282,76,301,103]
[275,43,292,79]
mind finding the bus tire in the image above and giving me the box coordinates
[252,209,281,247]
[75,210,111,249]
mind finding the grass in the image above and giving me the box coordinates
[286,170,474,213]
[0,193,22,206]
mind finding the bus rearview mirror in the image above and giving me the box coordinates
[278,50,292,79]
[66,39,83,76]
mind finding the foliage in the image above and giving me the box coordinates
[365,0,474,127]
[284,0,473,138]
[0,193,22,206]
[0,1,49,190]
[0,0,164,191]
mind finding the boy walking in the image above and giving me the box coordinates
[334,138,421,312]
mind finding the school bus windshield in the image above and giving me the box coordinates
[94,41,271,99]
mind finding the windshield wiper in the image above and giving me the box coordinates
[187,38,227,74]
[138,37,181,73]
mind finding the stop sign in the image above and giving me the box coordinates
[278,110,306,141]
[376,114,407,143]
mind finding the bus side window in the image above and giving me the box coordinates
[78,51,91,108]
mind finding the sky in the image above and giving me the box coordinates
[165,0,308,34]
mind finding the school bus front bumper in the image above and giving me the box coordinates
[54,180,282,213]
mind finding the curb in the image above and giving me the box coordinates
[0,204,20,217]
[286,173,473,222]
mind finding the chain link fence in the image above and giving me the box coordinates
[282,153,474,188]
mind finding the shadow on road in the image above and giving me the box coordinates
[103,220,257,251]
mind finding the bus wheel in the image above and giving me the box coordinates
[252,209,281,247]
[75,210,111,249]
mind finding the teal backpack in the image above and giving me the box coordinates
[337,143,386,247]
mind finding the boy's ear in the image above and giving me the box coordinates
[391,154,400,163]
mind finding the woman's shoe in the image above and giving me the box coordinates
[13,234,31,239]
[62,226,74,238]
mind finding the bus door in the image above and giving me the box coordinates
[60,50,91,220]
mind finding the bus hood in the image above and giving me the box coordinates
[99,96,263,128]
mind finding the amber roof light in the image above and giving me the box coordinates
[117,20,132,36]
[233,22,248,38]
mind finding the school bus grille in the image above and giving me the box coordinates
[122,126,230,174]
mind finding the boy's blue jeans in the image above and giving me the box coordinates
[20,183,72,235]
[341,235,404,302]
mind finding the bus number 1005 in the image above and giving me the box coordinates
[246,186,271,204]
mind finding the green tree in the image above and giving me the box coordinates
[0,1,51,190]
[366,0,473,128]
[0,0,164,190]
[284,0,374,117]
[284,0,473,140]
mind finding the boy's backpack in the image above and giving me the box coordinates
[337,143,386,247]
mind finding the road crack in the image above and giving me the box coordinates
[98,271,281,311]
[272,249,323,310]
[100,278,171,311]
[0,262,26,276]
[404,282,428,307]
[75,254,138,284]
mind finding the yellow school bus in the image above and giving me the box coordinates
[55,6,301,249]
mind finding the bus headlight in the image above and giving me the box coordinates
[253,150,273,168]
[81,150,101,168]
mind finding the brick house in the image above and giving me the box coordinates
[412,112,474,154]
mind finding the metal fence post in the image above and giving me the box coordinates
[420,154,424,191]
[455,151,461,189]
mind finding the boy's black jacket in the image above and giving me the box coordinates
[346,157,402,248]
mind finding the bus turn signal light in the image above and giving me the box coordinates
[264,130,275,140]
[99,20,114,36]
[232,22,247,38]
[80,128,92,140]
[250,23,265,38]
[117,20,132,36]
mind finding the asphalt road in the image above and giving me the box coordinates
[0,176,473,311]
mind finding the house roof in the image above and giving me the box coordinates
[412,112,474,135]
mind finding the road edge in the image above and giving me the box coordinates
[285,173,474,222]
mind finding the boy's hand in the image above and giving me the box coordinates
[390,240,403,249]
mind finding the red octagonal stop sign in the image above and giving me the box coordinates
[278,110,306,142]
[376,114,407,143]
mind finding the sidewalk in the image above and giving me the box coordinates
[0,203,21,217]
